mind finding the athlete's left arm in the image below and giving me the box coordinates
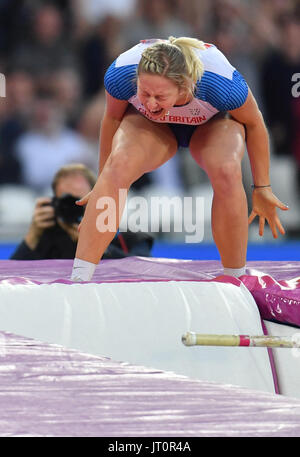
[229,89,289,238]
[229,88,270,187]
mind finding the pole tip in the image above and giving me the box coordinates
[182,332,196,346]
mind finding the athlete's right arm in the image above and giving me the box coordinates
[76,92,129,209]
[99,91,129,174]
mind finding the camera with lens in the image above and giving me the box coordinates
[51,193,84,225]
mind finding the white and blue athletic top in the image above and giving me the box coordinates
[104,39,249,125]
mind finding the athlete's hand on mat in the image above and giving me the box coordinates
[248,187,289,238]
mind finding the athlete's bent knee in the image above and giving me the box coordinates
[209,160,243,195]
[102,149,143,188]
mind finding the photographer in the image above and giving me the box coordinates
[10,163,153,260]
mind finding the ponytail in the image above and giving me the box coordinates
[168,36,205,83]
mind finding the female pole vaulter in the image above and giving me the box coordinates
[71,37,288,282]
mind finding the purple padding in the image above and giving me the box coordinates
[0,258,300,327]
[1,330,300,437]
[1,258,300,283]
[0,258,224,284]
[241,273,300,328]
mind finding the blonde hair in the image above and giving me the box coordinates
[51,163,96,194]
[138,36,206,95]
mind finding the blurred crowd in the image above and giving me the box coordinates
[0,0,299,236]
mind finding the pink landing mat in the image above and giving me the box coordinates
[1,330,300,437]
[0,258,299,327]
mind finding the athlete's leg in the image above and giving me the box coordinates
[75,107,178,265]
[189,115,248,272]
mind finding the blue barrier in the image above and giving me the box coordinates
[0,244,18,260]
[0,241,299,261]
[151,241,300,261]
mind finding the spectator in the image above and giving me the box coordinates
[50,67,84,128]
[0,0,33,63]
[16,96,97,193]
[260,13,300,182]
[208,0,259,93]
[73,0,135,26]
[79,14,124,98]
[259,11,300,237]
[77,90,106,152]
[121,0,193,49]
[250,0,297,55]
[11,3,78,93]
[11,163,153,260]
[0,70,36,185]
